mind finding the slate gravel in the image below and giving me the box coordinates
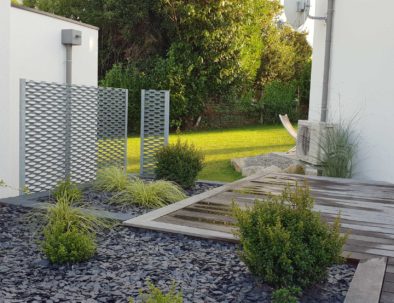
[37,181,222,217]
[0,204,355,303]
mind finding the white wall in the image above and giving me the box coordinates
[0,5,98,198]
[309,0,394,182]
[0,0,13,198]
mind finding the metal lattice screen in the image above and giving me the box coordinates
[20,79,128,193]
[140,89,170,177]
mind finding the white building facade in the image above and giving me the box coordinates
[0,1,98,198]
[309,0,394,183]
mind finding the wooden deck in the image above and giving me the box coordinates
[124,172,394,302]
[125,173,394,261]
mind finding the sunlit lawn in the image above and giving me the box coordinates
[127,124,295,182]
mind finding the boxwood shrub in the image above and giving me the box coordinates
[233,182,346,289]
[42,196,104,264]
[155,139,204,189]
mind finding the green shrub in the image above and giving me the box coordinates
[43,220,96,264]
[272,287,301,303]
[94,166,129,192]
[155,140,204,189]
[129,280,182,303]
[111,179,186,208]
[262,80,298,124]
[52,178,82,203]
[320,122,358,178]
[42,197,105,264]
[233,182,346,289]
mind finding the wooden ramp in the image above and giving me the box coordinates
[124,173,394,262]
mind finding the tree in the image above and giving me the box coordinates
[24,0,169,78]
[24,0,311,129]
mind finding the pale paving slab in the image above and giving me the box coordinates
[344,257,387,303]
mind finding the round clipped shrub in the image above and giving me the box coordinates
[43,220,96,264]
[233,182,346,289]
[42,198,101,264]
[154,139,204,189]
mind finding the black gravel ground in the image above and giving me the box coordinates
[0,204,355,303]
[38,181,222,216]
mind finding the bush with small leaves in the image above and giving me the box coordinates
[52,178,82,203]
[94,166,129,192]
[42,197,106,264]
[155,139,204,189]
[272,287,301,303]
[233,182,346,289]
[43,219,96,264]
[129,280,182,303]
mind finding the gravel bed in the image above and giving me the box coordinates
[37,181,222,217]
[0,204,356,303]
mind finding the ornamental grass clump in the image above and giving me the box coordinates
[94,166,129,192]
[233,182,346,290]
[155,139,204,189]
[320,121,358,178]
[111,179,186,208]
[52,178,82,203]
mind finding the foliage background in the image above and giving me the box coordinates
[22,0,311,132]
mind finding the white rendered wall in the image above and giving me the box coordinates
[309,0,394,182]
[0,6,98,198]
[0,0,13,198]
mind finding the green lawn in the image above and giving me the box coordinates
[127,124,295,182]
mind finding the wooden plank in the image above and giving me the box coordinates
[343,244,394,258]
[386,265,394,274]
[379,292,394,303]
[342,250,381,261]
[382,281,394,293]
[125,219,237,242]
[158,215,234,234]
[345,257,387,303]
[165,209,235,225]
[384,273,394,283]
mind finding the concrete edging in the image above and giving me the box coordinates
[344,257,387,303]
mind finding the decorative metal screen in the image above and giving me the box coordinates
[140,90,169,177]
[20,79,128,193]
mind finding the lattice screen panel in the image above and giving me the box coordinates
[140,90,170,177]
[20,80,128,193]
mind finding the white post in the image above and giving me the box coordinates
[0,0,16,198]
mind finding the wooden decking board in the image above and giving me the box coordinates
[138,173,394,257]
[124,172,394,302]
[382,281,394,293]
[379,292,394,303]
[158,215,235,234]
[384,273,394,282]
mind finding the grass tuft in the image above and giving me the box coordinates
[111,179,186,208]
[320,121,358,178]
[52,178,82,203]
[94,166,129,192]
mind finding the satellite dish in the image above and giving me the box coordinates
[284,0,310,29]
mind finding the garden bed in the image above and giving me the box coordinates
[36,181,221,218]
[0,204,356,303]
